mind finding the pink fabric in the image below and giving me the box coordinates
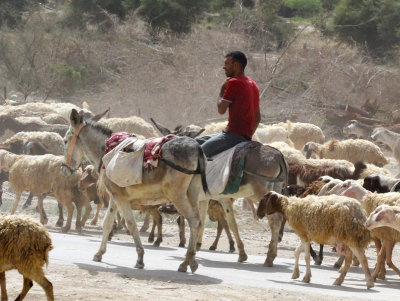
[104,132,132,154]
[144,134,176,169]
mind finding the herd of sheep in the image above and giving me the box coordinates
[1,100,400,299]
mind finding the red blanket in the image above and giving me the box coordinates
[144,134,176,169]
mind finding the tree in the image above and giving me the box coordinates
[137,0,208,35]
[0,0,45,28]
[333,0,400,56]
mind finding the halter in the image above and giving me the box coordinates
[66,122,86,166]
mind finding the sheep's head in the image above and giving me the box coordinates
[365,205,400,231]
[302,142,320,159]
[371,127,386,142]
[343,120,357,137]
[257,191,282,218]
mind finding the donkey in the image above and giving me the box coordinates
[151,119,289,266]
[64,109,209,273]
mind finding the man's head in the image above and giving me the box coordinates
[224,51,247,78]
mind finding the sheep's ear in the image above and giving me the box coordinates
[70,109,82,127]
[91,108,110,122]
[374,210,386,222]
[150,118,171,136]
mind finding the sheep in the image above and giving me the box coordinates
[363,174,399,193]
[99,116,158,138]
[366,204,400,232]
[282,121,325,150]
[267,141,306,164]
[328,180,400,280]
[0,131,64,156]
[371,127,400,174]
[303,139,389,167]
[344,120,400,139]
[0,214,54,300]
[0,150,90,233]
[257,191,374,289]
[288,161,366,187]
[0,115,68,139]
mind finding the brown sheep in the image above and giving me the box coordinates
[257,192,373,289]
[0,215,54,300]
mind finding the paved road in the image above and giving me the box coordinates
[50,231,399,301]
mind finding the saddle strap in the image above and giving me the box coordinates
[159,158,200,175]
[243,170,285,183]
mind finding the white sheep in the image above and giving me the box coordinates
[303,139,389,167]
[0,214,54,300]
[257,191,373,289]
[366,204,400,233]
[281,121,325,150]
[99,116,158,138]
[371,127,400,173]
[0,131,64,155]
[0,150,90,233]
[267,141,306,164]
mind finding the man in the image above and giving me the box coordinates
[196,51,260,157]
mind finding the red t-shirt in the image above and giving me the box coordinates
[222,76,259,139]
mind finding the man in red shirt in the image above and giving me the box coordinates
[196,51,260,157]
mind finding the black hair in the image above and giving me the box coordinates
[225,51,247,69]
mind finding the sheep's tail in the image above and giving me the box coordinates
[45,245,54,268]
[352,161,367,179]
[197,146,210,195]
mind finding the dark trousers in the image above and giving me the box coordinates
[195,131,248,157]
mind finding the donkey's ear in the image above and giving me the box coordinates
[91,108,110,122]
[187,128,205,138]
[150,118,171,136]
[70,109,82,127]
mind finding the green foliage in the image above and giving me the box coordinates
[333,0,400,56]
[280,0,322,18]
[320,0,340,11]
[52,63,88,89]
[137,0,208,35]
[0,0,45,28]
[122,0,141,10]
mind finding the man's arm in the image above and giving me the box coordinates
[217,99,230,115]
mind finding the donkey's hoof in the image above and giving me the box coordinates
[333,263,341,269]
[238,253,248,262]
[55,220,64,227]
[190,262,199,273]
[196,242,202,251]
[178,263,188,273]
[135,262,144,269]
[313,257,322,265]
[61,226,70,233]
[209,245,217,251]
[264,261,273,267]
[148,236,154,243]
[93,254,102,262]
[153,239,162,247]
[178,242,186,248]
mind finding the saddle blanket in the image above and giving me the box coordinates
[206,141,262,195]
[101,133,176,187]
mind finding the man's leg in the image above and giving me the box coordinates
[199,132,246,157]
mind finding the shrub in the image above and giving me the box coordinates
[279,0,322,18]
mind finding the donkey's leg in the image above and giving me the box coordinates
[117,202,145,269]
[177,215,186,247]
[90,201,103,225]
[55,203,64,227]
[196,200,208,251]
[264,212,284,267]
[221,198,247,262]
[93,198,118,262]
[62,201,74,233]
[37,196,48,225]
[80,201,92,228]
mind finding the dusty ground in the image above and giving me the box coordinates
[1,153,400,300]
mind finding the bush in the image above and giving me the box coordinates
[333,0,400,57]
[279,0,322,18]
[0,0,44,28]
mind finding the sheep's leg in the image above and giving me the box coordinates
[139,212,151,232]
[94,199,118,262]
[372,243,386,281]
[80,201,92,227]
[11,193,22,214]
[383,241,400,276]
[22,192,34,209]
[303,241,312,283]
[148,217,156,243]
[292,242,303,279]
[37,196,48,225]
[16,277,33,300]
[55,203,64,227]
[351,247,374,289]
[334,255,345,269]
[373,238,386,280]
[24,268,54,301]
[333,251,352,286]
[90,201,103,225]
[221,199,247,262]
[209,221,223,251]
[74,200,82,232]
[222,219,235,253]
[153,209,163,247]
[177,215,186,247]
[264,212,284,267]
[62,202,74,233]
[244,198,257,219]
[195,200,209,251]
[0,271,7,301]
[118,201,145,269]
